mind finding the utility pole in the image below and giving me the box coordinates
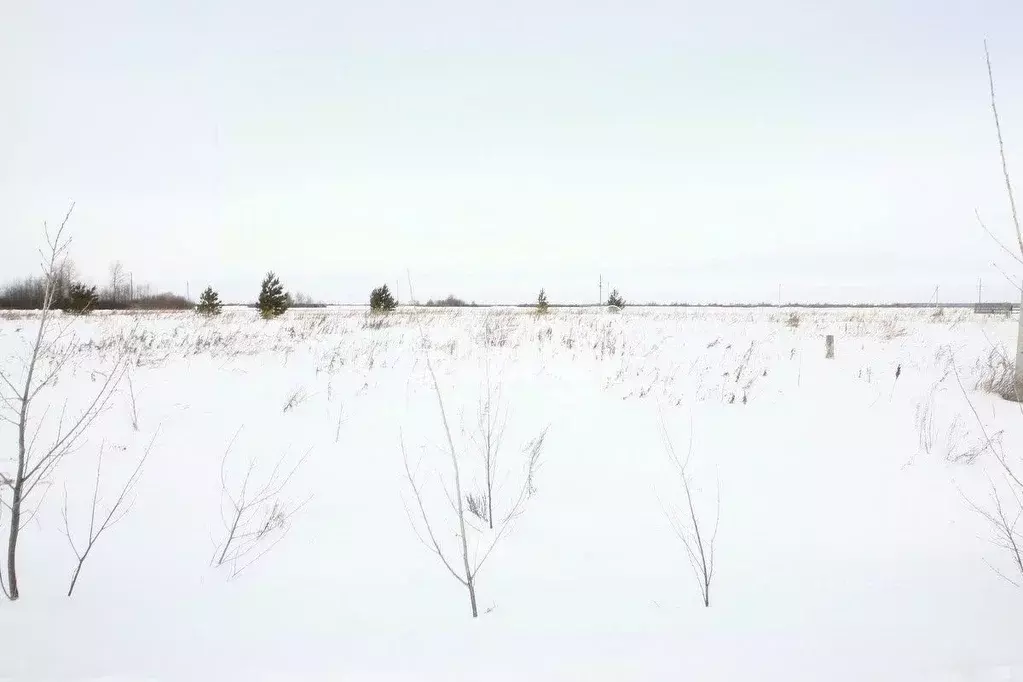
[978,277,983,304]
[778,284,782,307]
[186,281,190,301]
[599,274,603,306]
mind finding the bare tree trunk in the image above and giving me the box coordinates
[7,478,23,600]
[467,577,478,618]
[486,481,494,531]
[7,333,34,601]
[66,552,88,597]
[428,365,476,618]
[1016,284,1023,393]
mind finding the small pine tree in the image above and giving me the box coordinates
[62,282,99,315]
[196,286,223,316]
[370,284,397,312]
[536,288,549,314]
[257,271,289,319]
[607,289,625,309]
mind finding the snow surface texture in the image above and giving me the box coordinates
[1,306,1021,681]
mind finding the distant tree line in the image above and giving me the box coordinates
[0,259,191,311]
[424,295,476,307]
[4,261,644,316]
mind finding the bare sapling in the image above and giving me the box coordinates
[212,429,312,579]
[61,432,158,596]
[951,43,1023,586]
[401,422,547,618]
[952,362,1023,586]
[0,205,130,600]
[660,417,719,607]
[400,275,548,617]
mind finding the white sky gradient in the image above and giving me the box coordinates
[3,0,1023,304]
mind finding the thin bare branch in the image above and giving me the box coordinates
[64,431,158,596]
[212,430,311,578]
[985,41,1023,259]
[976,210,1023,267]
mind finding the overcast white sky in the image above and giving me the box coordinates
[3,0,1023,304]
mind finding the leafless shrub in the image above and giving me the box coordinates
[212,430,312,579]
[785,311,800,328]
[660,417,719,607]
[402,418,544,618]
[952,361,1023,585]
[61,433,157,596]
[401,276,548,618]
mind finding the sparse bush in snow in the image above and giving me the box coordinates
[723,341,758,405]
[401,308,548,618]
[212,430,312,579]
[257,272,289,320]
[660,417,718,607]
[480,317,511,348]
[402,406,547,617]
[877,317,909,340]
[785,311,800,328]
[370,284,397,312]
[976,346,1022,402]
[196,286,223,316]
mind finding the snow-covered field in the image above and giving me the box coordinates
[1,306,1022,681]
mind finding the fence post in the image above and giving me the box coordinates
[825,335,835,359]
